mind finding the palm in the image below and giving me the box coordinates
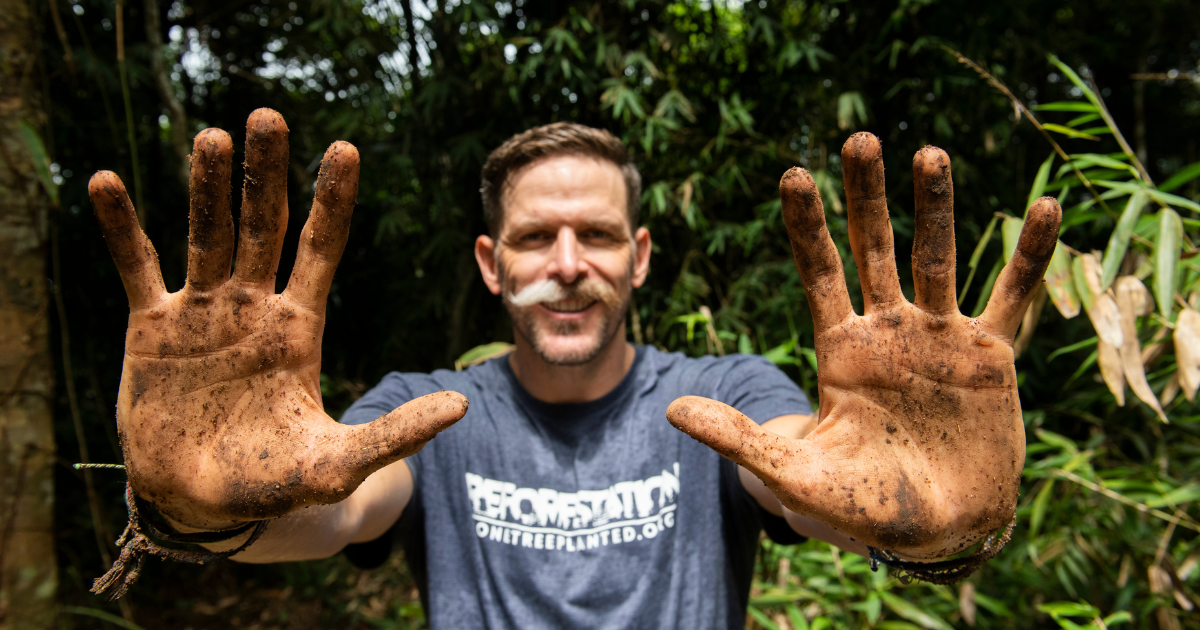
[669,133,1059,561]
[90,110,467,529]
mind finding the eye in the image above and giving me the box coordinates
[519,231,551,243]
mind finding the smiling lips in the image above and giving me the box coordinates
[542,298,599,313]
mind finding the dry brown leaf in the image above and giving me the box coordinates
[1176,309,1200,402]
[1098,338,1126,406]
[959,581,977,627]
[1115,277,1167,422]
[1088,293,1125,349]
[1149,565,1183,630]
[1081,251,1105,296]
[1014,286,1048,358]
[1161,374,1181,407]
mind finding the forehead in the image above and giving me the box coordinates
[501,154,628,232]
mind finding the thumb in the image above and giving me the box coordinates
[339,390,469,477]
[666,396,816,485]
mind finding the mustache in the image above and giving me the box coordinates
[506,277,622,309]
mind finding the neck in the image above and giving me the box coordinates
[508,324,636,404]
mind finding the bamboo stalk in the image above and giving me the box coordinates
[116,0,146,228]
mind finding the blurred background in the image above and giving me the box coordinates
[3,0,1200,628]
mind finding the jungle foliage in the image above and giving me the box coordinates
[29,0,1200,627]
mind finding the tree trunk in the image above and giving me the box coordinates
[0,1,58,628]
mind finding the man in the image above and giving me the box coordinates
[87,109,1058,627]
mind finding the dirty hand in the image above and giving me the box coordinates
[89,109,467,530]
[668,133,1060,561]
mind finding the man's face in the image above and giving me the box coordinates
[476,155,650,365]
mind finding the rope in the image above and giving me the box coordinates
[91,483,269,600]
[866,517,1016,585]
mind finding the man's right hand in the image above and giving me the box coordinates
[89,109,467,530]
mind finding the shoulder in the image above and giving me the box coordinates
[340,359,509,426]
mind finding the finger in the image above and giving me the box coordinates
[911,146,958,315]
[780,167,854,331]
[88,171,167,309]
[186,128,235,291]
[336,391,470,483]
[233,108,290,287]
[842,133,904,311]
[283,141,360,308]
[666,396,819,491]
[978,197,1062,340]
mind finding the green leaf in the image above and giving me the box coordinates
[837,91,867,130]
[1071,255,1096,313]
[1046,336,1096,363]
[1047,55,1103,111]
[1033,101,1098,113]
[959,215,1000,306]
[1036,429,1080,453]
[61,607,149,630]
[746,606,782,630]
[1027,154,1055,211]
[1066,113,1101,127]
[1042,123,1100,141]
[1002,216,1024,263]
[972,592,1014,617]
[763,339,801,366]
[1037,601,1100,618]
[879,592,954,630]
[1095,179,1200,213]
[18,121,58,206]
[865,593,882,624]
[1102,611,1134,626]
[1155,207,1183,316]
[876,623,924,630]
[1100,191,1148,290]
[786,604,809,630]
[1159,161,1200,193]
[971,258,1003,317]
[455,342,515,369]
[1029,478,1056,537]
[738,334,754,355]
[1045,242,1081,318]
[1069,152,1138,175]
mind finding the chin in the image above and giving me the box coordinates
[533,334,608,366]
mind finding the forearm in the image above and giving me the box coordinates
[173,459,413,563]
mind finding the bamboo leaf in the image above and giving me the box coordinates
[971,258,1003,317]
[18,121,59,206]
[1033,101,1098,113]
[1069,152,1138,176]
[959,215,1000,306]
[1100,191,1148,290]
[1115,276,1167,421]
[1097,338,1126,406]
[1037,601,1100,618]
[1042,123,1099,141]
[1096,180,1200,213]
[1072,255,1096,313]
[1045,242,1081,318]
[1001,216,1024,263]
[1176,308,1200,401]
[1159,161,1200,193]
[1029,480,1054,538]
[1026,154,1055,212]
[879,592,954,630]
[1155,207,1183,316]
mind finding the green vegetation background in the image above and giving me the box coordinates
[40,0,1200,628]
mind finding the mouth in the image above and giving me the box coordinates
[541,298,599,313]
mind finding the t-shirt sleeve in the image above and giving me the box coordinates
[713,354,812,424]
[712,355,811,546]
[339,372,419,426]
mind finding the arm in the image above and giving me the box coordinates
[738,415,869,557]
[184,459,414,563]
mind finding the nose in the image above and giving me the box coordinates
[549,226,586,284]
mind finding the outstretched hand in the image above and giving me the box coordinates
[668,133,1059,561]
[89,109,467,530]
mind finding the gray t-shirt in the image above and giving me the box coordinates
[341,346,811,629]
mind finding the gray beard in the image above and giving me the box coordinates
[499,268,632,367]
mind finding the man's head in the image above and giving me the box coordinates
[475,123,651,366]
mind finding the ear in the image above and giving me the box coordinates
[632,226,651,289]
[475,234,502,295]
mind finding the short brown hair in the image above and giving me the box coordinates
[480,122,641,236]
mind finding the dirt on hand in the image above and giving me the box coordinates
[668,133,1060,562]
[89,109,468,530]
